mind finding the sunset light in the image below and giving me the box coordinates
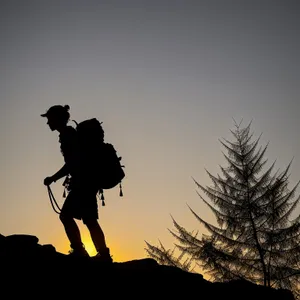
[1,2,299,299]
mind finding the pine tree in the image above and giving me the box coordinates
[145,120,300,299]
[144,239,194,273]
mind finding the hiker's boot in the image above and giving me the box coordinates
[68,246,90,258]
[94,247,113,263]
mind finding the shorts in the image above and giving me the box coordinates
[60,180,99,223]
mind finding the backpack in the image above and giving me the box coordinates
[63,118,125,206]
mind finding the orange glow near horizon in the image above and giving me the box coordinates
[56,233,130,262]
[82,238,97,257]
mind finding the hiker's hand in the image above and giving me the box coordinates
[44,176,54,186]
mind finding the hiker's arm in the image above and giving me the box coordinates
[51,164,69,182]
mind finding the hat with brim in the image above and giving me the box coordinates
[41,105,66,118]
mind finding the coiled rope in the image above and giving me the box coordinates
[47,185,61,214]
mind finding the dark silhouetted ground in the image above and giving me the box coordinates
[0,233,294,299]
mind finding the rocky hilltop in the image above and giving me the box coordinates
[0,233,294,299]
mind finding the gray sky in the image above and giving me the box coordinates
[0,0,299,262]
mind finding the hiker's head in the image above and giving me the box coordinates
[41,105,70,131]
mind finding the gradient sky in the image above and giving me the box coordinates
[1,1,300,263]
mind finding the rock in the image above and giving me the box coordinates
[0,233,295,300]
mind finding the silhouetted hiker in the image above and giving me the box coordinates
[41,105,112,262]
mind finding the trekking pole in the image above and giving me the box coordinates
[47,185,61,214]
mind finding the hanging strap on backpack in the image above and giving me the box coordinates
[119,183,123,197]
[99,188,105,206]
[98,182,123,207]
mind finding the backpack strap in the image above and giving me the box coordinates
[99,188,105,206]
[98,183,123,207]
[119,182,123,197]
[71,119,79,126]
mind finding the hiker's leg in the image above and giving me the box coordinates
[80,183,111,260]
[59,189,86,250]
[84,218,108,253]
[80,183,108,253]
[85,219,112,261]
[59,212,84,250]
